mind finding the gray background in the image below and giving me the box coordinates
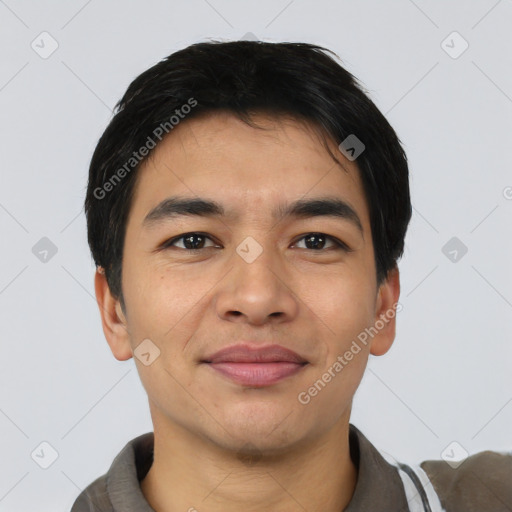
[1,0,511,510]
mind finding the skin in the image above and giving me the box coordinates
[95,111,400,512]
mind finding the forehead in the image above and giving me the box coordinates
[127,111,370,232]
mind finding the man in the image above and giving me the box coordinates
[72,40,511,511]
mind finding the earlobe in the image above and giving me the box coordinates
[369,266,401,357]
[94,268,133,361]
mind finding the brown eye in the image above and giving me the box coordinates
[164,233,218,250]
[294,233,350,251]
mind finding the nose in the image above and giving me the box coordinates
[214,243,299,326]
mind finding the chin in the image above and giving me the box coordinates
[214,411,306,451]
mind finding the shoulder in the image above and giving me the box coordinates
[70,474,113,511]
[69,432,154,512]
[420,449,512,512]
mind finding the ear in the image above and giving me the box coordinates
[369,266,401,357]
[94,268,133,361]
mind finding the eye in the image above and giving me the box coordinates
[160,232,351,252]
[293,233,351,251]
[162,232,219,251]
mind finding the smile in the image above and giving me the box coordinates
[204,361,308,387]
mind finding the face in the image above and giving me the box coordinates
[96,111,400,454]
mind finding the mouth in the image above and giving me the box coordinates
[201,344,309,387]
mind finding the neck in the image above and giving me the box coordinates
[140,411,358,512]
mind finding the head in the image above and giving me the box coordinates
[86,41,411,454]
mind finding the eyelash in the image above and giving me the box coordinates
[161,232,352,252]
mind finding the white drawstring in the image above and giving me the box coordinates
[396,465,430,512]
[381,451,446,512]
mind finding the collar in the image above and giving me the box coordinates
[105,423,408,511]
[345,424,409,510]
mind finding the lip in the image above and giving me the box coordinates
[202,344,308,387]
[203,344,308,364]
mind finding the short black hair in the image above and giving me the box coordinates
[85,40,412,312]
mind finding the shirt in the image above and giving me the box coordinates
[70,423,512,511]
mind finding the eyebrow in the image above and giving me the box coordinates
[143,196,364,235]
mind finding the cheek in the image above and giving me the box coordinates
[122,261,213,349]
[301,269,376,345]
[300,285,373,417]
